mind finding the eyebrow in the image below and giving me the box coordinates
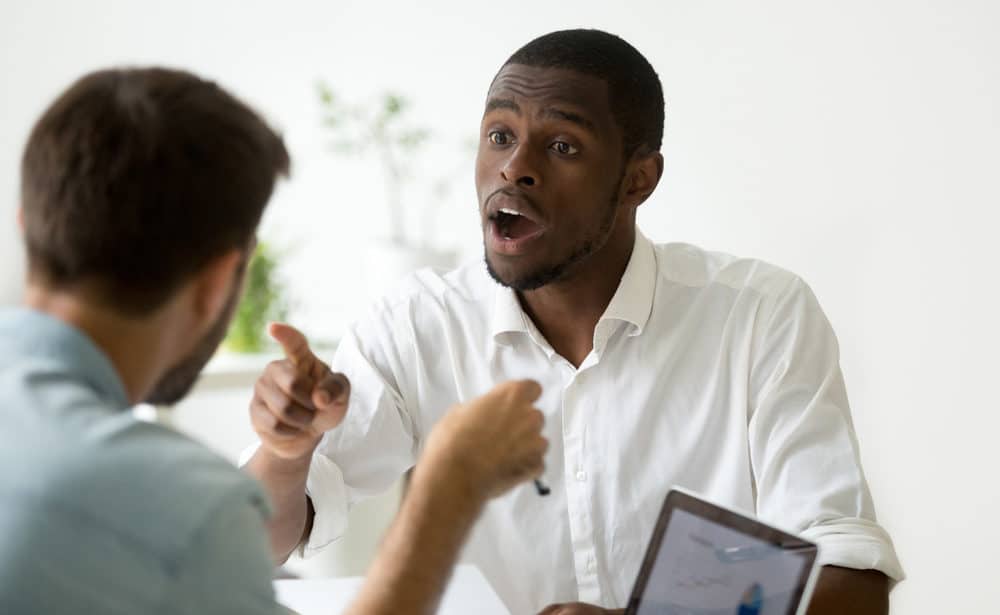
[485,97,520,114]
[484,97,597,134]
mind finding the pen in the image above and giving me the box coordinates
[534,479,550,496]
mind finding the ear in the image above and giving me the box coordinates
[190,249,245,323]
[621,151,664,209]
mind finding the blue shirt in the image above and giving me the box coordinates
[0,308,281,614]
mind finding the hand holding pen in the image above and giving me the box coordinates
[421,380,549,501]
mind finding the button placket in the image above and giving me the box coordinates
[561,370,602,602]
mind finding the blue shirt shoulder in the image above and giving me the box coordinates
[0,308,281,615]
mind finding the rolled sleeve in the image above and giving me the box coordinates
[301,453,350,556]
[749,277,904,583]
[801,518,905,583]
[237,443,352,558]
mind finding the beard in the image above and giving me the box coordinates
[486,175,623,292]
[143,275,242,406]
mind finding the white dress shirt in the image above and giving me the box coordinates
[299,230,903,613]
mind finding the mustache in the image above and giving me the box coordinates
[483,188,544,221]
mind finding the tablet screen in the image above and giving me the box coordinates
[629,495,817,615]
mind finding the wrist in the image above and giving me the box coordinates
[255,443,316,477]
[410,453,486,518]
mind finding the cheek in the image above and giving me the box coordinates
[474,155,490,200]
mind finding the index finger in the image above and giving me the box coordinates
[268,322,315,368]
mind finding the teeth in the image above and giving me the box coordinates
[498,208,522,216]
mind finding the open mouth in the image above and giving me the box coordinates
[490,208,543,241]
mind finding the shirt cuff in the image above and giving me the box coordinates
[238,441,350,559]
[301,452,350,558]
[800,517,906,586]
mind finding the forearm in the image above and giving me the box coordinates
[807,566,889,615]
[244,448,313,563]
[344,462,484,615]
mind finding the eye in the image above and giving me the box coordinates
[550,141,578,155]
[488,130,513,146]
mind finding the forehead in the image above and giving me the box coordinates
[485,64,615,126]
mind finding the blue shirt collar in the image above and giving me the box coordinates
[0,307,131,410]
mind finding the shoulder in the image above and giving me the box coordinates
[368,258,493,314]
[349,258,495,339]
[653,241,808,302]
[54,418,270,563]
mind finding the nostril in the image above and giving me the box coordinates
[519,176,535,187]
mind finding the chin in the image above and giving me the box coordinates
[484,251,565,292]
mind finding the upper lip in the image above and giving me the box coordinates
[484,190,546,227]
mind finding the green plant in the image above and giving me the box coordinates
[224,242,288,354]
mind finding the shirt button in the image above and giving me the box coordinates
[576,470,587,482]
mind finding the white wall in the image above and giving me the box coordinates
[2,1,998,612]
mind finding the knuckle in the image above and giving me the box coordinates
[253,407,279,433]
[292,378,316,403]
[276,396,295,416]
[265,360,288,378]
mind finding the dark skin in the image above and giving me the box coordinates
[478,64,890,615]
[477,64,659,367]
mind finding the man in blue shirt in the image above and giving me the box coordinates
[0,67,548,614]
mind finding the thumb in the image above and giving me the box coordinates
[268,322,316,368]
[313,372,351,409]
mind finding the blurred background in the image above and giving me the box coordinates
[2,1,998,613]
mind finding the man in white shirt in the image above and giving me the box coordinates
[245,29,903,614]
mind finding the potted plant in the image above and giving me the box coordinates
[224,241,288,354]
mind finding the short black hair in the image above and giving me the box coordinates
[21,67,289,314]
[503,29,664,157]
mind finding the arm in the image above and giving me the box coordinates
[244,323,350,562]
[244,448,315,563]
[747,279,903,587]
[345,380,548,615]
[807,566,889,615]
[344,469,482,615]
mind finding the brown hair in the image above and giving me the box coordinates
[20,67,290,314]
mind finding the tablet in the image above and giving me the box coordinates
[625,488,821,615]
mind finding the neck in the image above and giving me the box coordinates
[518,225,635,368]
[23,284,172,404]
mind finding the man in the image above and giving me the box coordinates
[0,67,548,614]
[247,29,905,615]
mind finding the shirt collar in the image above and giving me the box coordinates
[490,229,658,349]
[597,229,657,337]
[0,307,131,410]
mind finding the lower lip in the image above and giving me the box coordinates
[487,219,547,256]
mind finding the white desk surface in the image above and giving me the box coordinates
[274,564,509,615]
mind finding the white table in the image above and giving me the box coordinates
[274,564,509,615]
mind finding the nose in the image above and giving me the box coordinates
[500,144,541,188]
